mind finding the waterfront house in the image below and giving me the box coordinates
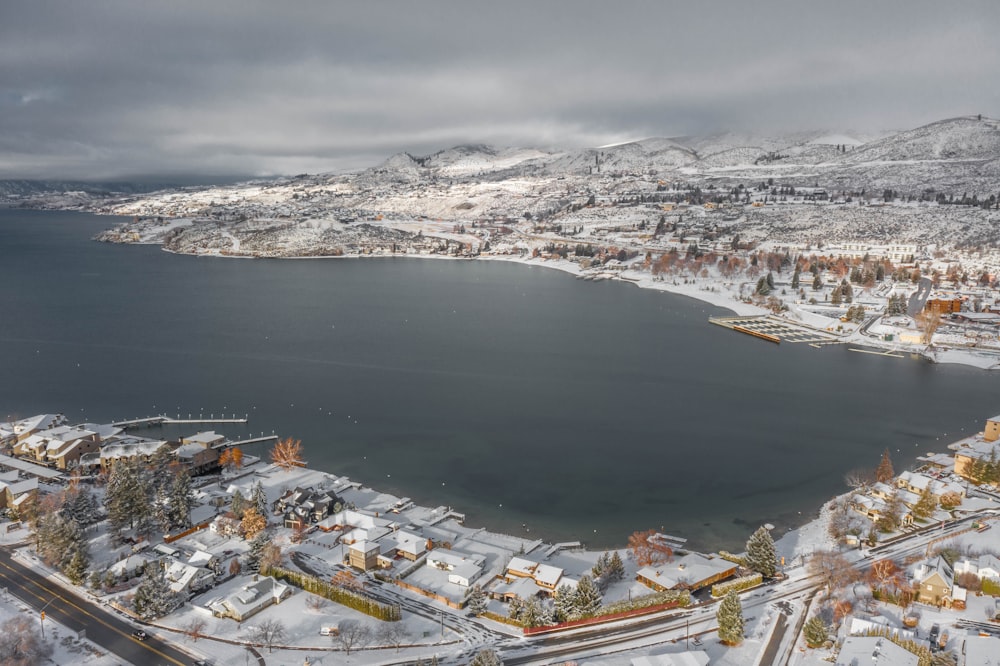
[426,550,485,587]
[174,433,222,475]
[10,414,66,443]
[273,486,342,528]
[895,471,965,503]
[635,552,737,593]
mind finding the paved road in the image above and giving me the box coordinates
[0,548,195,666]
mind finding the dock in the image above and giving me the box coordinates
[112,414,248,428]
[848,347,905,358]
[709,315,843,345]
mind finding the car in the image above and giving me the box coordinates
[132,629,148,641]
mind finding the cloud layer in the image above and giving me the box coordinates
[3,1,998,180]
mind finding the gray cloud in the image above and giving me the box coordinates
[2,0,998,180]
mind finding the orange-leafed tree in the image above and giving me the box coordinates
[270,437,305,470]
[628,529,673,567]
[241,507,267,540]
[219,447,244,472]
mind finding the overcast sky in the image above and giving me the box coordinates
[2,1,998,181]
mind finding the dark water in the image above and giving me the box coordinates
[1,208,996,551]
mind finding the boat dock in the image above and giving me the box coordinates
[112,414,249,428]
[709,315,843,345]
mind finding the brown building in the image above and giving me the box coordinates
[348,541,380,571]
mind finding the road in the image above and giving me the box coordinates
[0,548,195,666]
[907,277,933,317]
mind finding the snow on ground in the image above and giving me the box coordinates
[0,596,120,666]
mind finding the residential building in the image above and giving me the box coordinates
[425,550,485,587]
[635,553,737,593]
[955,554,1000,582]
[206,575,292,621]
[835,636,919,666]
[912,556,955,606]
[349,541,380,571]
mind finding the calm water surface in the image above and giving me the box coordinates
[1,208,996,550]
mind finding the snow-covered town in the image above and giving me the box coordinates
[15,115,1000,370]
[1,409,999,665]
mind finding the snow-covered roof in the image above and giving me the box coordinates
[182,431,225,445]
[836,637,918,666]
[636,553,736,590]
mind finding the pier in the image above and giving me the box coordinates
[111,414,249,428]
[709,315,843,345]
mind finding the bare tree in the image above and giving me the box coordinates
[809,550,859,592]
[183,617,207,642]
[245,618,287,653]
[376,621,409,653]
[0,616,53,666]
[844,468,875,491]
[337,620,372,656]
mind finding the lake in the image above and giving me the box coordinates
[1,207,995,551]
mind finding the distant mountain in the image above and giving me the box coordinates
[0,178,239,202]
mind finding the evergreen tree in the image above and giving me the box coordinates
[831,287,842,305]
[470,648,504,666]
[592,552,611,579]
[766,271,775,289]
[812,273,823,290]
[105,458,152,538]
[608,552,625,582]
[553,584,576,622]
[132,565,177,620]
[251,480,269,516]
[231,489,247,516]
[912,485,937,520]
[803,615,829,648]
[791,268,800,289]
[507,596,524,621]
[572,575,602,618]
[167,469,194,530]
[744,526,777,577]
[520,597,547,628]
[65,546,90,585]
[246,530,270,573]
[716,590,745,646]
[875,448,894,483]
[467,585,488,616]
[755,276,771,296]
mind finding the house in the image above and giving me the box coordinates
[348,541,380,571]
[912,556,955,606]
[206,575,292,621]
[954,554,1000,582]
[0,473,38,513]
[210,512,243,538]
[273,486,342,528]
[10,414,66,443]
[636,553,737,593]
[84,435,171,474]
[895,471,965,502]
[425,550,485,587]
[835,637,919,666]
[164,558,216,597]
[389,530,427,561]
[951,414,1000,484]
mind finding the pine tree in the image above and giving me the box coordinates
[876,448,894,483]
[469,648,503,666]
[812,273,823,290]
[467,585,487,616]
[766,271,775,289]
[132,565,177,620]
[716,589,745,646]
[105,458,152,538]
[803,615,828,648]
[553,584,576,622]
[251,480,269,516]
[744,526,777,577]
[592,552,611,579]
[232,489,247,516]
[167,469,194,530]
[65,546,89,585]
[246,530,270,572]
[521,597,546,628]
[912,485,936,520]
[608,552,625,582]
[791,268,800,289]
[572,575,602,618]
[507,596,524,621]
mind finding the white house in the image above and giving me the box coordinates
[206,575,292,622]
[425,550,485,587]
